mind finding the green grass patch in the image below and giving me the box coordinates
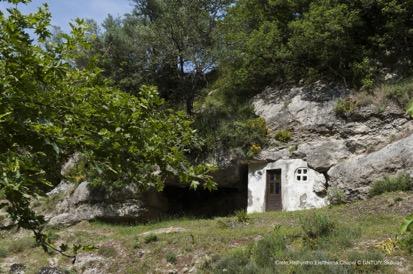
[98,246,117,257]
[165,251,177,264]
[273,129,293,143]
[0,246,7,258]
[143,234,159,244]
[335,98,358,117]
[369,173,412,197]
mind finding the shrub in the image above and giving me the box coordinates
[369,174,412,197]
[300,213,335,240]
[381,78,413,108]
[165,251,177,264]
[144,234,159,244]
[234,210,249,223]
[327,187,346,205]
[335,98,358,117]
[251,233,286,267]
[274,129,292,143]
[194,103,268,158]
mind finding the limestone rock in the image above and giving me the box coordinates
[294,139,351,171]
[328,133,413,199]
[139,226,188,237]
[37,267,64,274]
[46,181,168,226]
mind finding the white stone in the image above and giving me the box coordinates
[247,159,328,213]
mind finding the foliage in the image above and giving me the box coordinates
[327,187,346,205]
[77,0,233,114]
[143,234,159,244]
[203,228,385,274]
[400,214,413,254]
[401,215,413,235]
[216,0,413,100]
[234,210,249,223]
[273,129,293,143]
[165,251,177,264]
[335,98,358,118]
[369,174,412,197]
[299,213,335,240]
[0,0,215,256]
[194,100,267,158]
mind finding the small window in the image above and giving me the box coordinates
[295,168,308,182]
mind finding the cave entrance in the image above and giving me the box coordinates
[162,185,247,218]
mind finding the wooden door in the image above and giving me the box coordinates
[266,169,282,211]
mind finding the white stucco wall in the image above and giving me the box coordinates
[247,159,328,213]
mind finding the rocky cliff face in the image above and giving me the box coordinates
[252,81,413,200]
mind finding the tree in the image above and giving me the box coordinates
[0,0,214,255]
[80,0,233,114]
[216,0,413,99]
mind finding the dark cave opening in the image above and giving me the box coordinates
[162,185,248,218]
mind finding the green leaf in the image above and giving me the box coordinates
[401,215,413,234]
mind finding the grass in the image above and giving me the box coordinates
[334,77,413,119]
[273,129,293,143]
[335,98,359,117]
[143,234,159,244]
[165,251,177,264]
[369,173,412,197]
[0,192,412,273]
[97,246,117,257]
[6,236,36,254]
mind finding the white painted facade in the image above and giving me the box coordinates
[247,159,328,213]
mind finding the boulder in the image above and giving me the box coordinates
[328,133,413,199]
[46,181,168,226]
[294,139,351,171]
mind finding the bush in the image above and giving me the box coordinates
[274,129,292,143]
[194,102,268,158]
[144,234,159,244]
[369,174,412,197]
[300,213,335,240]
[234,210,249,223]
[165,251,177,264]
[381,78,413,109]
[327,187,346,205]
[335,98,358,117]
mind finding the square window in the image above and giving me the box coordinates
[298,169,302,174]
[303,176,307,181]
[303,169,307,174]
[297,176,301,181]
